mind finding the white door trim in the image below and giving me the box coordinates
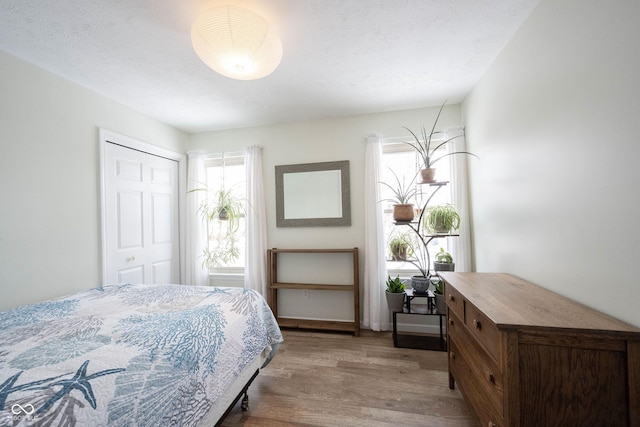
[99,128,187,285]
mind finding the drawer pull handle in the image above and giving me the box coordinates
[488,422,496,427]
[449,318,454,326]
[488,372,496,384]
[448,294,455,302]
[473,319,482,330]
[450,351,456,360]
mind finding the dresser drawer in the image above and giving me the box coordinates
[446,310,463,339]
[465,302,500,361]
[449,337,503,427]
[445,282,465,321]
[449,312,503,416]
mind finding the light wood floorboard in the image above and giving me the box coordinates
[221,329,476,426]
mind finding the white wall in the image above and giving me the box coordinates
[0,52,188,310]
[189,105,462,322]
[463,0,640,326]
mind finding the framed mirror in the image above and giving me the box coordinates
[275,160,351,227]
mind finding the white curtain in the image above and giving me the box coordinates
[244,145,268,295]
[363,135,390,331]
[186,151,209,286]
[447,127,473,272]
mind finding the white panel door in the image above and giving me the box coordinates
[104,142,180,284]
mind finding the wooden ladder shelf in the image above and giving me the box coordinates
[267,248,360,336]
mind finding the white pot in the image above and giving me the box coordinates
[385,291,406,313]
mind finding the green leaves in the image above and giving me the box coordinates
[386,275,406,293]
[425,204,460,234]
[401,100,477,169]
[194,187,246,270]
[378,168,418,204]
[435,247,453,263]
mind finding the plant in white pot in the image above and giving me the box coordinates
[433,247,455,272]
[385,275,406,313]
[401,100,478,183]
[432,277,446,314]
[425,204,460,234]
[379,169,417,222]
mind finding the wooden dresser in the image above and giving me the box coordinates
[439,272,640,427]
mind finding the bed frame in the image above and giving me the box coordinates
[214,369,260,426]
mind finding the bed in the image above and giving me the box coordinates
[0,283,283,426]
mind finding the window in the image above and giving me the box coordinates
[202,152,246,273]
[381,141,453,277]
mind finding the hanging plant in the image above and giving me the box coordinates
[195,187,245,270]
[199,188,245,231]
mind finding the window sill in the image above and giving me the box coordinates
[208,272,244,281]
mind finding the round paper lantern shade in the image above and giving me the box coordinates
[191,5,283,80]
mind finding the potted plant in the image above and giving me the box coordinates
[432,277,446,313]
[385,275,406,313]
[388,231,412,261]
[379,168,417,222]
[433,247,455,272]
[425,204,460,234]
[401,100,478,183]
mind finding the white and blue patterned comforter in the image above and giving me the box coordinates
[0,284,283,426]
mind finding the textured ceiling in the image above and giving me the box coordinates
[0,0,540,133]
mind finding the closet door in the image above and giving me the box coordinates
[102,141,180,285]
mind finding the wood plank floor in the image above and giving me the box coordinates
[221,329,476,426]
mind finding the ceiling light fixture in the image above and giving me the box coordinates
[191,4,283,80]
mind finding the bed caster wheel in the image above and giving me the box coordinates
[241,393,249,411]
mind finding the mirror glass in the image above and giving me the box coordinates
[276,160,351,227]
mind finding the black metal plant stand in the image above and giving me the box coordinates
[392,289,446,351]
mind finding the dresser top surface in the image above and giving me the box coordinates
[439,272,640,335]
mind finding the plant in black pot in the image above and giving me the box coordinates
[433,247,455,272]
[385,275,406,313]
